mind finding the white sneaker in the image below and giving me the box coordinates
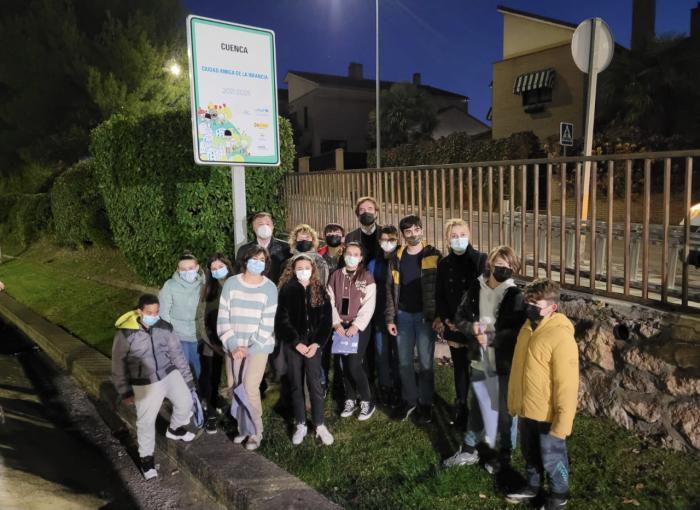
[442,447,479,467]
[292,424,308,445]
[357,401,375,421]
[340,399,357,418]
[233,434,247,444]
[165,426,196,442]
[315,425,334,445]
[246,436,261,451]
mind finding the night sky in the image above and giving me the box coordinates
[184,0,699,123]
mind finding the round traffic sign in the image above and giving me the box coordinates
[571,18,614,74]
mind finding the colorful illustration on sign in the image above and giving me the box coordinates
[196,102,253,162]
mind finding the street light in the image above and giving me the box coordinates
[375,0,381,169]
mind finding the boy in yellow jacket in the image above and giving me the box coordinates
[506,279,578,510]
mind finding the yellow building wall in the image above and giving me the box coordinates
[502,12,574,59]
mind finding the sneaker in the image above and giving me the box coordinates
[205,416,218,434]
[541,495,568,509]
[393,402,417,421]
[315,424,334,445]
[292,424,308,445]
[166,426,196,442]
[505,486,539,504]
[233,434,247,444]
[140,456,157,480]
[245,436,261,451]
[442,447,480,468]
[340,399,357,418]
[357,401,375,421]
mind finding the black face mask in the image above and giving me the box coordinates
[296,240,313,253]
[493,266,513,283]
[359,212,375,226]
[525,304,542,327]
[325,234,342,247]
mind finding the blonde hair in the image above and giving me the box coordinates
[444,218,470,246]
[290,224,320,252]
[487,245,521,275]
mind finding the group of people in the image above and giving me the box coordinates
[110,196,579,510]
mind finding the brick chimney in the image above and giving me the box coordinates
[691,2,700,42]
[631,0,656,50]
[348,62,363,80]
[412,72,421,86]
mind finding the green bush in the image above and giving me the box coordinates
[0,192,52,250]
[51,159,112,248]
[91,110,293,285]
[368,131,541,167]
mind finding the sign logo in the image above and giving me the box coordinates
[560,122,574,147]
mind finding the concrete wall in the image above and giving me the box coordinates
[492,44,586,141]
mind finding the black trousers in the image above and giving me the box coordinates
[199,352,223,410]
[339,327,372,402]
[285,343,325,426]
[449,346,470,403]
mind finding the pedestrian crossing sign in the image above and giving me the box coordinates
[560,122,574,147]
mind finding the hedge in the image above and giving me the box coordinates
[367,131,541,167]
[91,110,294,285]
[51,159,112,248]
[0,192,52,250]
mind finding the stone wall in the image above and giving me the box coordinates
[559,292,700,452]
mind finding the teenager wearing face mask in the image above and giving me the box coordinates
[318,223,346,274]
[367,225,401,406]
[444,246,526,475]
[217,247,278,451]
[275,254,334,446]
[327,242,377,421]
[385,215,442,424]
[345,196,382,263]
[289,224,329,284]
[196,253,235,434]
[235,212,291,284]
[434,219,486,429]
[159,252,204,379]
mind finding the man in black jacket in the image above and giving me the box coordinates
[345,196,383,263]
[235,212,291,284]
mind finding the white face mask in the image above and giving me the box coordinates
[296,269,312,281]
[380,241,397,253]
[255,224,273,240]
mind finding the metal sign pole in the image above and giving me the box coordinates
[231,165,248,253]
[581,18,599,221]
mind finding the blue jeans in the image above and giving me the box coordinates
[520,417,570,496]
[374,328,397,389]
[395,310,435,406]
[180,340,201,379]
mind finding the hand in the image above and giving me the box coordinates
[476,333,488,347]
[345,325,359,337]
[122,396,135,406]
[296,343,309,355]
[231,346,248,360]
[472,322,482,336]
[305,343,319,358]
[432,318,444,334]
[334,325,346,336]
[387,323,398,336]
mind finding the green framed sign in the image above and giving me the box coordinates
[186,15,280,166]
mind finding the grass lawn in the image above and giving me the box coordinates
[0,242,698,509]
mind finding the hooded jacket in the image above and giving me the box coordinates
[385,243,441,323]
[111,311,194,399]
[159,270,203,342]
[507,312,579,439]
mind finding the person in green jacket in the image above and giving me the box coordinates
[160,252,204,378]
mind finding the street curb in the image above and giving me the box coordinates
[0,293,342,510]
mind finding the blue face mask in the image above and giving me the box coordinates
[211,267,229,280]
[344,255,360,268]
[247,258,266,275]
[450,237,469,253]
[180,270,198,283]
[142,314,160,327]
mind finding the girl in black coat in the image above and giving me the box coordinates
[443,245,526,473]
[275,254,335,446]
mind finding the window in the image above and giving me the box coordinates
[522,88,553,110]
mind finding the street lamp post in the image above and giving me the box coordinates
[375,0,381,169]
